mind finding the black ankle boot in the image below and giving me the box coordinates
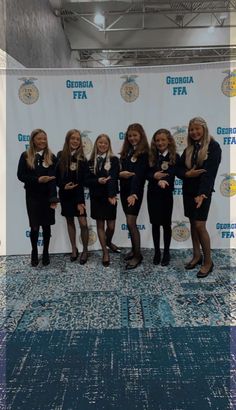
[31,250,39,267]
[161,251,170,266]
[42,251,50,266]
[153,250,161,265]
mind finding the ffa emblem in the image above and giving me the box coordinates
[70,162,77,171]
[104,161,111,171]
[161,161,169,171]
[81,130,93,157]
[172,221,190,242]
[18,77,39,104]
[172,126,188,152]
[120,75,139,102]
[131,156,137,163]
[220,174,236,197]
[42,161,49,168]
[221,70,236,97]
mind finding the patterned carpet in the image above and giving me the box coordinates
[0,249,235,409]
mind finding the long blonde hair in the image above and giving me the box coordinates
[185,117,212,169]
[149,128,177,167]
[26,129,53,169]
[90,134,114,174]
[120,123,149,160]
[59,129,85,175]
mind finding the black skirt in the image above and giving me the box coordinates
[26,194,55,227]
[183,193,212,221]
[90,196,117,220]
[147,189,173,225]
[120,189,144,216]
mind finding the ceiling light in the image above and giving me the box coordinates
[94,12,105,27]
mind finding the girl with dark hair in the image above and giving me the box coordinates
[147,129,180,266]
[119,123,149,269]
[57,129,89,264]
[177,117,221,278]
[88,134,120,267]
[17,129,58,267]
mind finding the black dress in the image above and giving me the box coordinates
[147,152,180,225]
[176,139,222,221]
[56,152,88,218]
[17,152,57,227]
[120,151,149,216]
[87,156,119,220]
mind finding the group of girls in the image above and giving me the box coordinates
[17,117,221,278]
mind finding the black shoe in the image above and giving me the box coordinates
[102,253,110,267]
[31,250,39,267]
[185,256,203,270]
[126,255,143,270]
[197,262,214,278]
[161,252,170,266]
[106,243,121,253]
[124,251,134,261]
[153,251,161,265]
[80,251,88,265]
[42,253,50,266]
[70,248,79,262]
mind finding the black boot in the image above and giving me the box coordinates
[42,225,51,266]
[30,229,39,267]
[31,249,39,267]
[161,251,170,266]
[153,250,161,265]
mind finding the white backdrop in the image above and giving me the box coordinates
[1,61,235,255]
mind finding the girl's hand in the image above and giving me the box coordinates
[158,180,169,189]
[50,202,57,209]
[127,194,138,207]
[154,171,168,180]
[185,168,206,178]
[38,176,56,183]
[108,196,117,206]
[194,194,207,209]
[98,176,111,184]
[77,203,86,215]
[64,182,78,190]
[119,171,135,179]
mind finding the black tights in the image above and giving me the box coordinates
[152,223,172,254]
[126,214,141,261]
[30,225,51,255]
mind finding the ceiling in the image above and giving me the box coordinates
[49,0,236,67]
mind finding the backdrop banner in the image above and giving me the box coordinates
[2,61,234,255]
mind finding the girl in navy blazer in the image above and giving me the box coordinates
[119,123,149,269]
[177,117,221,278]
[57,129,89,264]
[17,129,58,267]
[147,129,180,266]
[88,134,120,267]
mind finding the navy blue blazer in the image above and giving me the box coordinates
[147,152,180,194]
[120,152,149,198]
[176,139,222,197]
[87,156,119,199]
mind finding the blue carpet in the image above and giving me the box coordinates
[0,249,234,409]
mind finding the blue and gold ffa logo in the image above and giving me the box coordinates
[18,78,39,104]
[81,130,93,158]
[120,75,139,102]
[172,221,190,242]
[221,70,236,97]
[79,225,97,246]
[172,126,188,152]
[220,174,236,197]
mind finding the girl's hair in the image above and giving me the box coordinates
[149,128,177,166]
[185,117,212,169]
[59,129,85,175]
[26,129,53,169]
[120,123,149,159]
[90,134,114,174]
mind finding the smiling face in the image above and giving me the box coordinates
[189,123,204,142]
[97,135,110,154]
[127,130,141,147]
[154,132,169,153]
[69,132,81,151]
[33,132,48,152]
